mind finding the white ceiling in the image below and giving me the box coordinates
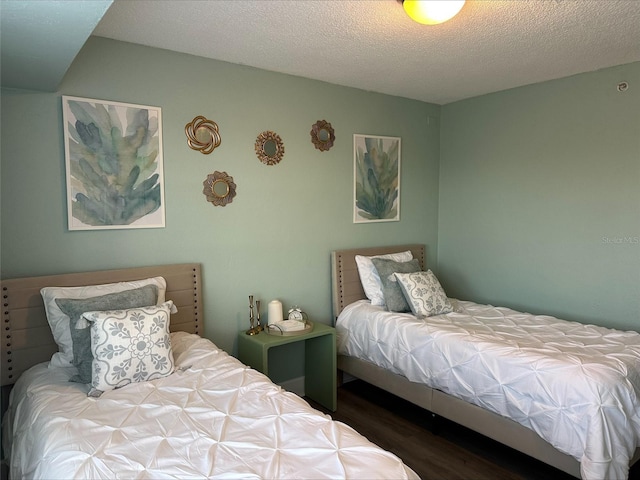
[2,1,640,104]
[92,0,640,104]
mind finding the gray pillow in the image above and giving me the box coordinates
[370,258,421,312]
[55,284,158,384]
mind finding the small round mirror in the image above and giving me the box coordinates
[255,131,284,165]
[318,129,330,142]
[203,171,236,207]
[185,116,221,154]
[264,139,278,157]
[212,179,230,198]
[195,126,212,144]
[310,120,335,152]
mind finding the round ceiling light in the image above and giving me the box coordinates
[403,0,465,25]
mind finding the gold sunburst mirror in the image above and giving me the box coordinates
[185,116,221,154]
[255,131,284,165]
[310,120,335,152]
[203,171,236,206]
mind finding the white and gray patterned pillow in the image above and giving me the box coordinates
[394,270,453,318]
[82,301,177,397]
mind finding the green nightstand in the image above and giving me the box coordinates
[237,322,337,411]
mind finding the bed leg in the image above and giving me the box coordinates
[429,412,441,435]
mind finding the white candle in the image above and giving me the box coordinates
[268,300,283,325]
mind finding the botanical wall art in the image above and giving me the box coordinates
[353,134,401,223]
[62,96,165,230]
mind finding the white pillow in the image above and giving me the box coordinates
[41,276,167,368]
[83,301,177,397]
[355,250,413,306]
[394,270,453,318]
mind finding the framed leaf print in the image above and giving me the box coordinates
[62,96,165,230]
[353,134,401,223]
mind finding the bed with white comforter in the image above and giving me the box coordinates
[336,299,640,480]
[4,331,418,479]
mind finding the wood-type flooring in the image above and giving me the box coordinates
[307,379,640,480]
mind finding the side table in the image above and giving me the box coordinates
[237,322,336,411]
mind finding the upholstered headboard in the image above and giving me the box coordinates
[330,244,426,320]
[1,263,202,386]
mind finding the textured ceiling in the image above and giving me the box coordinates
[93,0,640,104]
[2,1,639,102]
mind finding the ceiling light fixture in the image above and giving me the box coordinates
[402,0,465,25]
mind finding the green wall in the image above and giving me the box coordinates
[0,37,441,354]
[438,62,640,331]
[2,36,637,361]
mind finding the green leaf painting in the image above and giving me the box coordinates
[354,135,400,223]
[63,96,165,230]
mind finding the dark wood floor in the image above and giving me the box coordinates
[307,380,640,480]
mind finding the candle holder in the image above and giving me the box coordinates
[246,295,260,335]
[255,300,263,332]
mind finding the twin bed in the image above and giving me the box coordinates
[1,263,417,479]
[331,244,640,480]
[3,246,639,480]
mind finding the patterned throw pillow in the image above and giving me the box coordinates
[370,258,421,312]
[394,270,453,318]
[82,301,177,397]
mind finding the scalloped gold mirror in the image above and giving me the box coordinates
[255,131,284,165]
[186,116,221,154]
[310,120,335,152]
[203,171,236,206]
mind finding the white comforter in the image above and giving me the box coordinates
[336,299,640,480]
[4,332,417,480]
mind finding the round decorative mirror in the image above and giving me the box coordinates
[263,139,278,157]
[255,131,284,165]
[212,179,230,198]
[310,120,335,152]
[185,116,221,154]
[203,171,236,206]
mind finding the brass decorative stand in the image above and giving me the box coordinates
[246,295,260,335]
[255,300,263,332]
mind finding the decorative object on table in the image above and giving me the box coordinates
[266,320,314,336]
[267,305,312,336]
[267,300,283,325]
[287,306,308,322]
[185,115,221,154]
[310,120,335,152]
[62,95,165,231]
[255,300,263,332]
[246,295,260,335]
[255,131,284,165]
[353,134,401,223]
[203,171,236,206]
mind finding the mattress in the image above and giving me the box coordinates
[336,299,640,480]
[3,331,418,479]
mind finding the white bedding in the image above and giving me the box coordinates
[336,299,640,480]
[4,332,418,480]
